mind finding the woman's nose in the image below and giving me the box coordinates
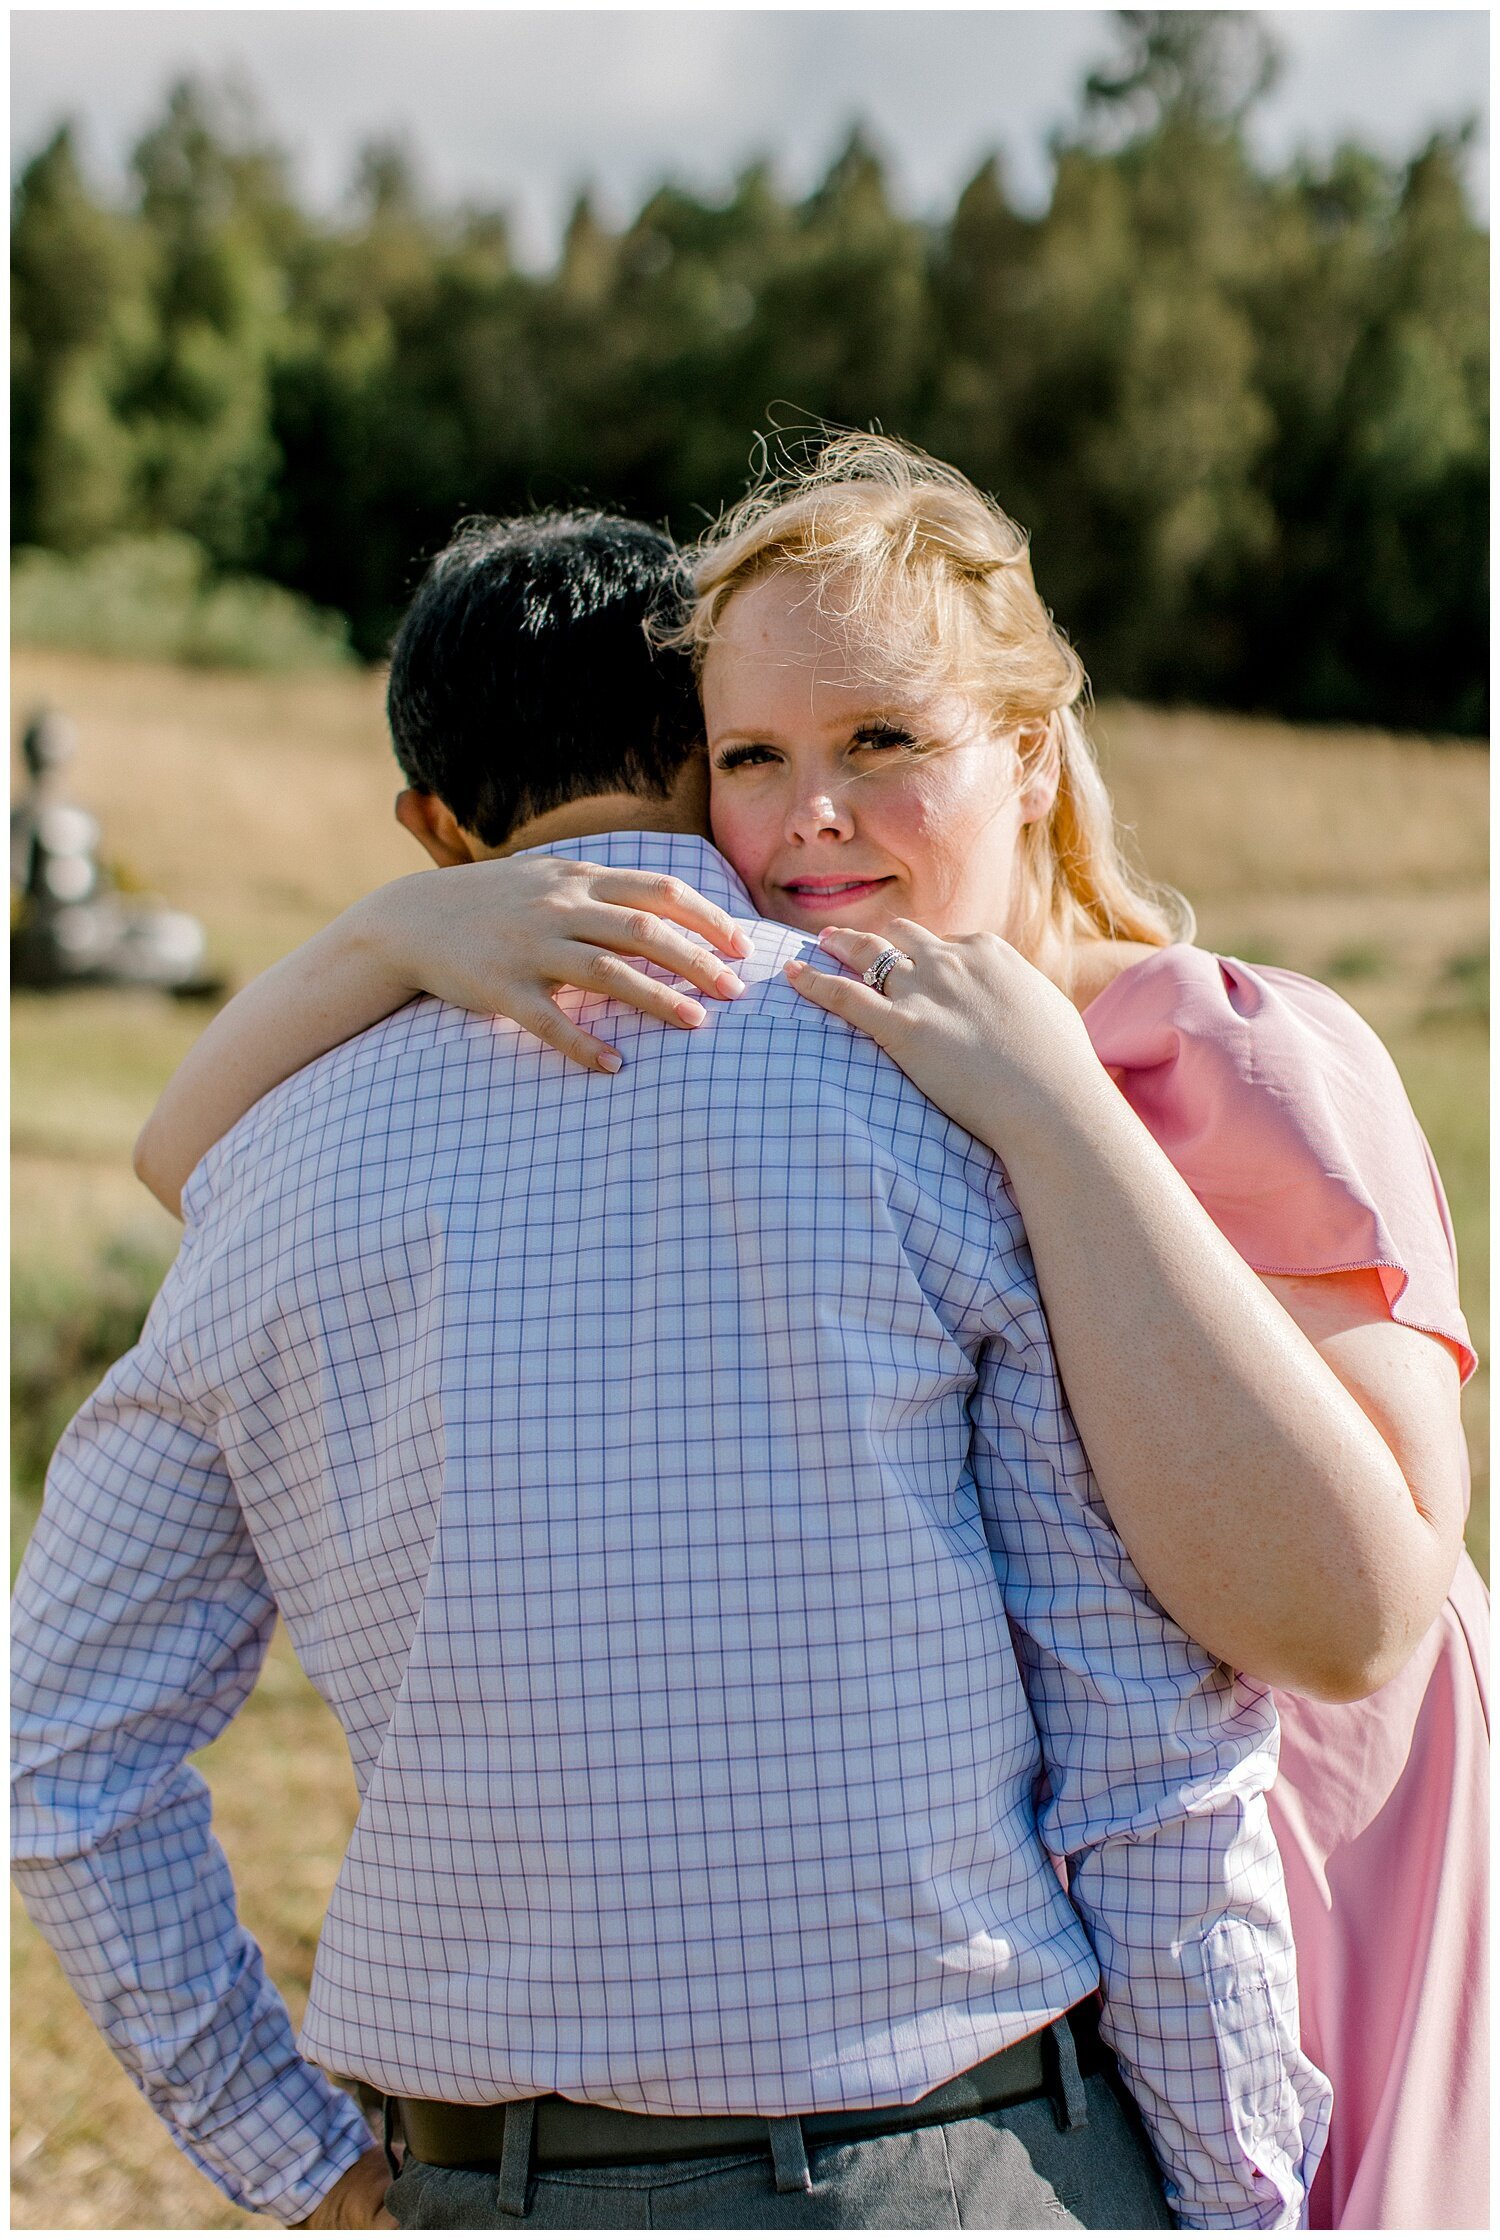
[785,785,853,840]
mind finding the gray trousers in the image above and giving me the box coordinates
[385,2066,1174,2229]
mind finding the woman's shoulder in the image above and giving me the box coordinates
[1081,941,1416,1109]
[1065,938,1163,1014]
[1079,943,1474,1377]
[1073,935,1414,1028]
[1078,937,1416,1163]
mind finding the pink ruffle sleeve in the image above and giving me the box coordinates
[1083,947,1476,1383]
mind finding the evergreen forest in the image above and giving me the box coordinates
[11,12,1488,731]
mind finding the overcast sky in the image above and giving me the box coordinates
[11,9,1490,264]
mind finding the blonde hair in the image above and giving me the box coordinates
[673,431,1191,961]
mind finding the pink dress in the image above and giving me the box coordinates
[1084,948,1489,2231]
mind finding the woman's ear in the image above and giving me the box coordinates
[395,789,480,867]
[1015,721,1061,826]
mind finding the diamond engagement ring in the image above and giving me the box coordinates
[862,946,906,994]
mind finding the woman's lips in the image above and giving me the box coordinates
[776,876,894,913]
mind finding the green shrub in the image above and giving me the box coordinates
[10,534,354,670]
[1326,942,1391,983]
[1420,946,1490,1029]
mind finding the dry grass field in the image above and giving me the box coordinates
[10,648,1488,2229]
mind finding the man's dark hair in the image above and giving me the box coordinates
[387,511,703,845]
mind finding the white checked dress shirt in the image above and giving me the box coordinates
[13,833,1329,2227]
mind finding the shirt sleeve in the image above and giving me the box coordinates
[10,1249,373,2226]
[970,1323,1333,2229]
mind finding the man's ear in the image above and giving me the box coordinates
[395,789,479,868]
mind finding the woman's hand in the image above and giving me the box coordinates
[366,855,752,1072]
[785,919,1099,1158]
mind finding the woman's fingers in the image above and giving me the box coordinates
[785,920,942,1038]
[814,925,921,979]
[567,948,712,1028]
[588,870,752,959]
[518,942,726,1070]
[570,901,747,1002]
[515,1001,626,1073]
[783,957,895,1034]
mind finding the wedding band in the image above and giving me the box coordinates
[862,946,906,994]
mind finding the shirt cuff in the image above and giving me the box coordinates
[177,2054,375,2227]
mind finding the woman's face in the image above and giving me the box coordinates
[702,571,1053,943]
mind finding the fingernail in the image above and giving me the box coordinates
[731,928,753,956]
[784,960,804,978]
[715,970,746,998]
[598,1050,623,1072]
[676,998,707,1026]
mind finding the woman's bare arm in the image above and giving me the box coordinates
[988,1098,1464,1701]
[135,857,750,1216]
[789,923,1466,1702]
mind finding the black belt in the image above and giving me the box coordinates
[389,1997,1105,2178]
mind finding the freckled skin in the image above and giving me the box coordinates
[702,573,1055,944]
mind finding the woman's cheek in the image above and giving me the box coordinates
[708,790,770,903]
[908,775,1023,933]
[876,771,959,880]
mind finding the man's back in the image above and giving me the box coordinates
[155,834,1100,2109]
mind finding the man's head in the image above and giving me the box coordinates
[387,511,709,864]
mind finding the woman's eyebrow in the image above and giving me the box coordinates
[707,704,915,748]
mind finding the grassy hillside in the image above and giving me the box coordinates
[10,649,1487,2228]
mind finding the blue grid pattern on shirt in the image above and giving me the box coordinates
[13,831,1328,2227]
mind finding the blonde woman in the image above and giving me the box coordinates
[137,439,1487,2229]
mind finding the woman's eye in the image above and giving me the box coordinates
[852,723,920,754]
[713,743,778,772]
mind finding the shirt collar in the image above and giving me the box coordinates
[511,830,759,922]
